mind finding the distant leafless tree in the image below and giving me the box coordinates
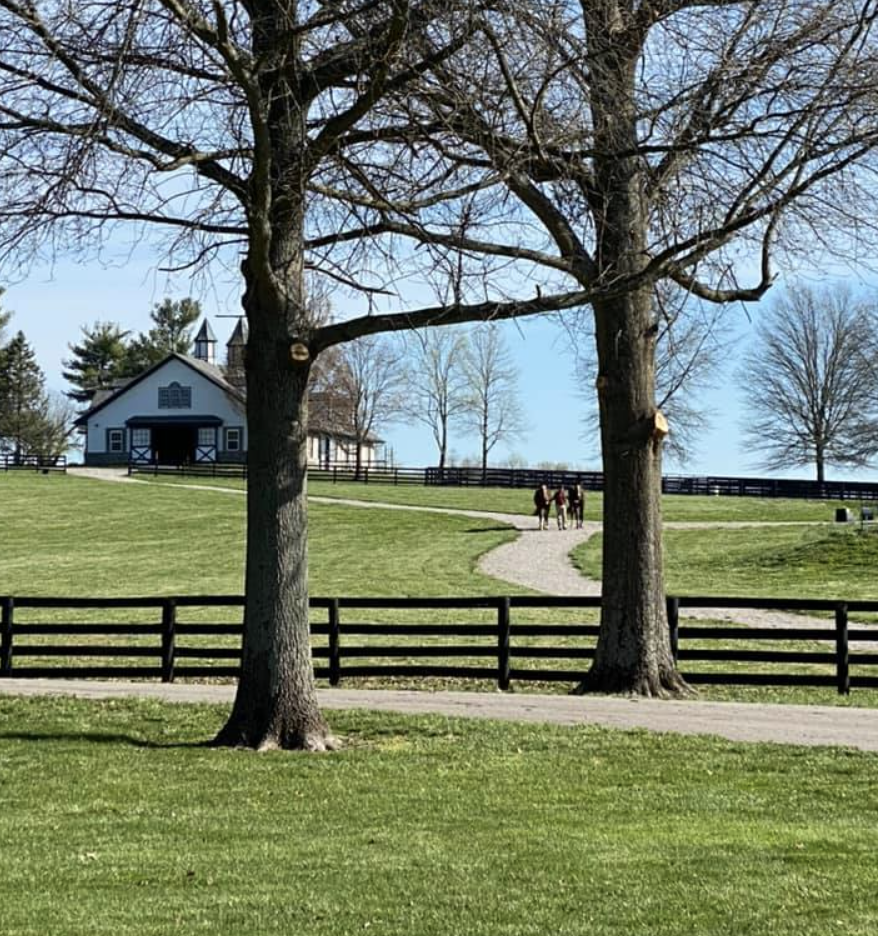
[403,328,469,469]
[740,284,878,483]
[461,324,526,474]
[32,391,81,460]
[336,334,408,478]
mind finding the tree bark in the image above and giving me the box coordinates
[214,1,333,750]
[214,291,334,751]
[481,410,488,479]
[575,0,686,696]
[438,419,447,471]
[577,289,685,696]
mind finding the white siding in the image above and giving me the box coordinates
[85,358,245,454]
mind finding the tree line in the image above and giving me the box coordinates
[2,0,878,748]
[62,300,527,473]
[14,277,878,485]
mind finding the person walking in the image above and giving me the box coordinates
[553,484,568,530]
[568,482,585,529]
[533,483,551,530]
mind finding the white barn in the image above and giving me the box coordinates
[75,321,383,469]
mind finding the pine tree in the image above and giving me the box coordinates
[62,321,131,404]
[0,331,48,460]
[124,297,202,373]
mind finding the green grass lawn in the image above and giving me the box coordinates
[572,525,878,600]
[5,472,878,706]
[0,473,513,598]
[136,473,854,521]
[1,695,877,936]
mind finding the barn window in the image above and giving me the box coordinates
[158,382,192,408]
[132,428,151,448]
[197,427,215,447]
[225,427,242,452]
[107,429,124,453]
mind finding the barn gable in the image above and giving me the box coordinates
[75,322,386,470]
[76,354,246,466]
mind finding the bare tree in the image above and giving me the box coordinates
[335,334,408,477]
[0,1,596,749]
[740,284,878,482]
[368,0,878,695]
[403,328,469,469]
[31,391,81,461]
[461,324,526,474]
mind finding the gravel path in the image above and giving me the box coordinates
[67,470,851,638]
[3,678,877,751]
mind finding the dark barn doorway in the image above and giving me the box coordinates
[152,424,196,465]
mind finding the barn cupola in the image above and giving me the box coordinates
[226,318,249,372]
[193,319,217,364]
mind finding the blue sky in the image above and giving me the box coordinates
[4,249,873,481]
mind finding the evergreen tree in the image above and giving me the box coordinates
[124,297,202,373]
[62,321,132,404]
[0,331,47,460]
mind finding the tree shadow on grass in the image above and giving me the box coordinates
[0,730,210,749]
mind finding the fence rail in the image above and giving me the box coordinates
[126,460,878,500]
[2,454,67,473]
[2,593,877,693]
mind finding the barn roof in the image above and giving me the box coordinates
[74,352,244,426]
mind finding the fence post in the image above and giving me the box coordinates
[666,596,680,664]
[161,598,177,683]
[836,602,850,695]
[328,599,341,687]
[1,597,13,676]
[497,597,511,691]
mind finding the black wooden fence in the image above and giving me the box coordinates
[127,460,878,501]
[2,594,877,693]
[2,454,67,472]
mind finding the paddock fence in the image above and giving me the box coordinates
[2,594,876,694]
[125,460,878,501]
[2,454,67,473]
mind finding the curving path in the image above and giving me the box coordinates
[68,468,857,638]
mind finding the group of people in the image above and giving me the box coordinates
[533,482,585,530]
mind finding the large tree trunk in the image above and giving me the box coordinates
[578,288,685,696]
[214,1,332,750]
[576,0,686,696]
[214,297,334,751]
